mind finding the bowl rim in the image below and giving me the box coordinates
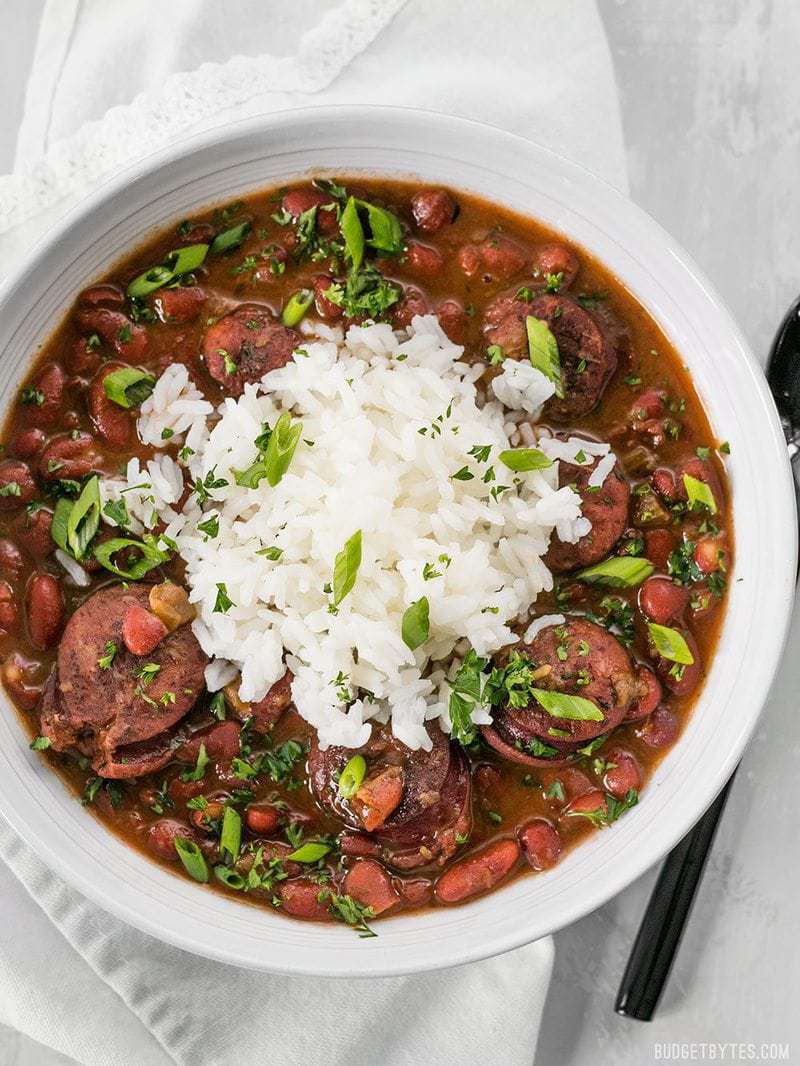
[0,103,795,976]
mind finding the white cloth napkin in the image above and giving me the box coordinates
[0,3,628,1064]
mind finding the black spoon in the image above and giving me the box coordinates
[614,297,800,1020]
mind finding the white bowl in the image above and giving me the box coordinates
[0,106,794,977]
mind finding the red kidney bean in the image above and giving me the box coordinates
[0,539,24,579]
[637,705,679,748]
[122,604,168,656]
[278,879,332,920]
[147,819,199,861]
[627,666,663,721]
[24,363,65,428]
[0,581,18,636]
[313,275,344,320]
[639,575,689,624]
[532,243,579,288]
[644,528,675,570]
[694,536,726,574]
[680,456,723,507]
[562,789,607,824]
[436,299,467,343]
[393,287,429,330]
[396,877,434,907]
[12,427,46,459]
[281,187,339,235]
[0,460,36,509]
[76,306,148,360]
[479,236,527,280]
[66,336,102,376]
[343,859,401,915]
[177,720,241,764]
[633,389,668,421]
[14,507,54,559]
[1,652,42,709]
[244,804,281,836]
[602,748,642,798]
[168,776,206,803]
[155,286,207,323]
[78,284,125,310]
[541,765,594,803]
[410,189,456,233]
[190,800,225,831]
[39,432,99,481]
[457,244,481,277]
[176,222,216,246]
[338,831,381,858]
[89,364,134,449]
[658,631,702,697]
[651,467,678,502]
[25,573,64,650]
[473,763,502,796]
[519,819,563,871]
[434,839,520,903]
[404,241,444,277]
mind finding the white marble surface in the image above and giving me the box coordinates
[0,1,798,1062]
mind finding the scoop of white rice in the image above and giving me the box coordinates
[133,316,609,750]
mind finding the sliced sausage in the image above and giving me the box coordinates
[41,584,207,777]
[545,457,630,572]
[489,618,638,754]
[202,305,299,396]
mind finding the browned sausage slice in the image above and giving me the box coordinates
[202,305,299,396]
[489,618,637,755]
[41,584,207,777]
[545,459,630,573]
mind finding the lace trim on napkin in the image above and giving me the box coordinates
[0,0,408,234]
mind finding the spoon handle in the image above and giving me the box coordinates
[614,770,736,1020]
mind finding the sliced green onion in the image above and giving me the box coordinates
[66,475,100,559]
[337,754,366,798]
[287,841,331,863]
[647,623,695,664]
[340,197,365,271]
[93,536,169,579]
[498,447,553,472]
[214,865,245,890]
[332,529,362,606]
[50,496,73,552]
[210,222,251,255]
[356,199,403,254]
[103,367,156,409]
[29,735,51,751]
[126,243,208,297]
[683,473,717,514]
[526,316,563,398]
[576,556,654,588]
[167,243,209,275]
[530,688,604,722]
[126,265,175,298]
[174,837,209,883]
[402,596,430,651]
[262,411,303,487]
[281,289,314,328]
[219,805,242,864]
